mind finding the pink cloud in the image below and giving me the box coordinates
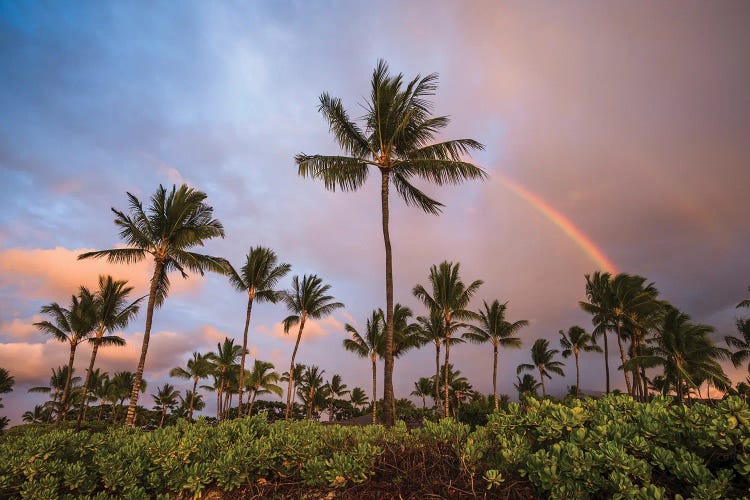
[0,247,204,302]
[0,315,42,339]
[255,314,345,344]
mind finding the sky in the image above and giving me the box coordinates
[1,1,749,424]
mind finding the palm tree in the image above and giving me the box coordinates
[515,374,541,400]
[169,352,213,420]
[559,326,602,398]
[413,261,482,416]
[297,365,327,419]
[109,371,146,424]
[151,383,179,428]
[517,339,565,398]
[227,247,291,416]
[29,366,80,408]
[79,184,228,427]
[77,276,141,429]
[280,363,306,416]
[325,374,349,421]
[411,377,433,409]
[463,300,527,409]
[296,61,486,426]
[207,338,242,420]
[281,274,344,419]
[414,310,464,413]
[34,293,95,421]
[22,405,51,424]
[441,364,472,416]
[177,390,205,418]
[343,310,384,423]
[726,318,750,373]
[79,368,108,422]
[245,360,283,416]
[349,387,368,409]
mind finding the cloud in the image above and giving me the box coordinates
[0,315,42,340]
[256,315,346,344]
[0,246,204,302]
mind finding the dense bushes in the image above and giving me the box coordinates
[1,395,748,498]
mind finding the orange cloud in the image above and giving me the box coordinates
[0,315,42,339]
[0,247,204,302]
[255,315,345,343]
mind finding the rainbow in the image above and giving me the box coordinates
[497,174,618,274]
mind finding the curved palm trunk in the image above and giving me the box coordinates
[188,377,198,420]
[59,343,78,423]
[603,333,610,394]
[159,406,166,428]
[237,289,255,417]
[371,355,377,424]
[434,342,441,410]
[538,368,546,398]
[97,401,105,421]
[574,352,580,398]
[615,324,632,396]
[380,170,396,427]
[492,343,499,410]
[77,327,104,430]
[285,315,306,420]
[248,389,258,416]
[444,318,451,418]
[421,395,426,409]
[126,261,164,427]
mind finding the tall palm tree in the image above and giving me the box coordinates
[411,377,434,409]
[34,293,96,421]
[515,374,541,400]
[726,318,750,373]
[151,383,180,428]
[207,338,242,420]
[79,184,228,426]
[297,365,327,419]
[413,261,482,416]
[559,326,602,398]
[245,360,283,416]
[227,247,291,416]
[169,352,213,420]
[343,310,384,424]
[281,274,344,419]
[77,276,141,429]
[349,387,368,409]
[463,300,527,409]
[296,61,486,426]
[517,339,565,398]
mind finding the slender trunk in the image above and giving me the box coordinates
[237,290,255,417]
[603,333,610,394]
[421,395,426,409]
[126,261,164,427]
[216,388,221,419]
[380,170,395,427]
[227,391,233,418]
[444,318,451,418]
[59,343,77,423]
[217,379,224,420]
[248,390,258,416]
[285,315,307,420]
[371,355,377,424]
[434,342,441,410]
[77,326,104,430]
[632,335,642,401]
[641,367,648,401]
[539,367,546,398]
[492,343,498,410]
[159,406,166,428]
[615,323,632,395]
[188,377,197,420]
[575,351,581,398]
[97,400,105,421]
[307,387,314,419]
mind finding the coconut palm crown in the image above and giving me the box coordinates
[296,60,486,426]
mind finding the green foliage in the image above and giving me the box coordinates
[1,396,748,498]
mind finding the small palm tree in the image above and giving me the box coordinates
[296,60,486,426]
[297,365,327,419]
[79,184,228,426]
[726,318,750,373]
[343,310,384,424]
[280,363,306,414]
[515,374,541,400]
[77,276,141,429]
[414,310,464,412]
[517,339,565,398]
[245,360,283,416]
[34,293,96,421]
[22,405,51,424]
[207,338,242,420]
[349,387,368,409]
[413,261,482,416]
[281,275,344,420]
[151,383,179,428]
[325,374,349,421]
[411,377,433,409]
[109,371,146,424]
[463,300,527,409]
[169,352,213,420]
[559,326,602,398]
[227,246,291,416]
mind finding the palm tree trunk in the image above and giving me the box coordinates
[575,353,580,398]
[434,342,441,410]
[380,170,396,427]
[615,324,632,396]
[248,390,258,416]
[285,315,306,420]
[237,290,255,417]
[159,406,166,428]
[216,388,221,419]
[421,395,426,409]
[59,343,77,423]
[641,367,648,401]
[97,401,105,421]
[189,377,197,420]
[603,333,610,394]
[126,260,164,427]
[492,343,499,410]
[444,319,451,418]
[369,356,377,424]
[539,367,546,398]
[307,387,314,419]
[77,327,104,430]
